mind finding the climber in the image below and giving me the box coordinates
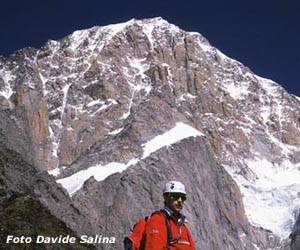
[124,180,196,250]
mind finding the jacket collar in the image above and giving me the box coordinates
[163,206,186,225]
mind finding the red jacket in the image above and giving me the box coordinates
[142,210,195,250]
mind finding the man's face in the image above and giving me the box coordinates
[165,193,186,213]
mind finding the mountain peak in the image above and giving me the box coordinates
[65,17,183,53]
[1,17,299,249]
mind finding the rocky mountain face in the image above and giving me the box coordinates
[291,215,300,250]
[0,17,299,249]
[0,146,96,249]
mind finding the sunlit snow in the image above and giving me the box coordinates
[57,122,204,195]
[57,159,138,195]
[69,19,135,51]
[179,93,197,101]
[89,99,117,116]
[48,167,61,177]
[294,95,300,102]
[130,58,148,80]
[0,69,15,99]
[61,83,71,120]
[142,23,155,49]
[49,125,59,158]
[108,127,124,135]
[38,72,49,96]
[119,56,152,120]
[142,122,204,159]
[224,158,300,238]
[224,81,250,99]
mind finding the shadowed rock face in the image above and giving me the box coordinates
[291,215,300,250]
[0,195,96,250]
[0,17,299,249]
[0,146,96,249]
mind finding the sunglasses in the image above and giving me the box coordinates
[170,193,187,201]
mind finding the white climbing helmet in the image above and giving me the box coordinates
[163,181,186,195]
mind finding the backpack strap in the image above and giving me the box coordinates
[159,209,182,245]
[149,210,172,247]
[161,211,172,244]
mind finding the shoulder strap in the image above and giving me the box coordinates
[160,209,184,245]
[159,210,173,246]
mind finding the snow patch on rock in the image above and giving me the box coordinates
[224,157,300,238]
[57,122,204,195]
[0,68,15,99]
[142,122,204,159]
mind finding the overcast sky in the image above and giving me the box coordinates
[1,0,299,95]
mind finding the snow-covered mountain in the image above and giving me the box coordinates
[0,17,299,249]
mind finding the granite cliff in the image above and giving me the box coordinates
[0,17,299,249]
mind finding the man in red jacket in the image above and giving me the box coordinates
[142,181,196,250]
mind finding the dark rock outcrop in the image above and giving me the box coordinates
[291,214,300,250]
[0,145,96,249]
[0,195,95,250]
